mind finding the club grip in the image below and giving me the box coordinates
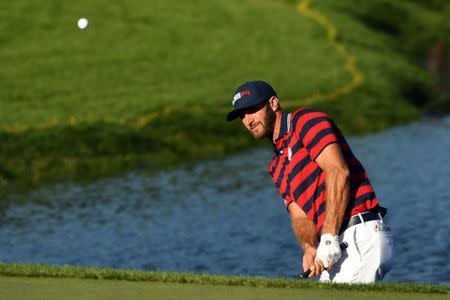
[298,242,348,280]
[299,269,312,279]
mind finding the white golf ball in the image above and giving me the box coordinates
[77,18,89,30]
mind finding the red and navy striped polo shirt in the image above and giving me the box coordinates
[268,108,380,232]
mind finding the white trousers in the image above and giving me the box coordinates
[319,218,394,284]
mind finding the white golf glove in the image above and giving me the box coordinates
[316,233,341,269]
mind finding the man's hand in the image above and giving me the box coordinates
[314,233,341,272]
[289,202,320,277]
[302,246,318,277]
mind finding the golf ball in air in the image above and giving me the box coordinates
[77,18,89,29]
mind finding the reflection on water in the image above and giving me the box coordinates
[0,116,449,285]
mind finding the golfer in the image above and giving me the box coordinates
[227,80,394,283]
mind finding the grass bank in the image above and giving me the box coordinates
[0,0,448,190]
[2,278,449,300]
[0,263,448,298]
[3,278,450,300]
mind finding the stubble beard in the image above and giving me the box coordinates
[251,105,276,140]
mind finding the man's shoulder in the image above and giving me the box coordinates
[290,107,332,127]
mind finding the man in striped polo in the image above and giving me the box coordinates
[226,80,394,283]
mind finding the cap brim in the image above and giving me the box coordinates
[226,100,268,122]
[226,109,243,122]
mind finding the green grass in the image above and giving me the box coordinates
[1,277,449,300]
[0,0,347,128]
[0,0,448,190]
[0,277,448,300]
[0,263,448,298]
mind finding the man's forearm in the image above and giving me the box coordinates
[290,204,319,250]
[321,167,350,235]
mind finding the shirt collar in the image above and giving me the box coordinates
[277,111,291,141]
[273,112,291,152]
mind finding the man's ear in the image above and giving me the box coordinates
[268,96,280,112]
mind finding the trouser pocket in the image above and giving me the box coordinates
[354,220,394,282]
[375,224,394,279]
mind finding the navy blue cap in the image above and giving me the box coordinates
[226,80,277,121]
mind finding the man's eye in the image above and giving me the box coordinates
[239,111,250,119]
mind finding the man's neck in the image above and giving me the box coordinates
[271,110,284,143]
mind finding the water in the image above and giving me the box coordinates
[1,116,449,285]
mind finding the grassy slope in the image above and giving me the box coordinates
[1,277,449,300]
[0,0,346,128]
[0,0,448,189]
[0,263,448,298]
[0,0,343,189]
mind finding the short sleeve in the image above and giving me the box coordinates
[283,193,294,208]
[294,110,339,161]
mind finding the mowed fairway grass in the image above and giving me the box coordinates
[0,0,447,187]
[0,0,346,187]
[0,264,448,299]
[1,277,449,300]
[0,0,348,128]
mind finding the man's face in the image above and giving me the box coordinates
[240,102,276,139]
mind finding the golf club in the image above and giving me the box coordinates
[298,242,349,279]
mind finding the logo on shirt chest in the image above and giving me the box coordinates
[278,147,292,161]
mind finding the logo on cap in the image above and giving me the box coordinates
[232,90,251,106]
